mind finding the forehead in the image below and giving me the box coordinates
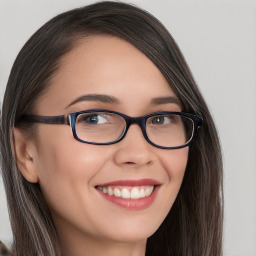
[36,35,178,115]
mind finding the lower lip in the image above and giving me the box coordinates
[96,186,159,210]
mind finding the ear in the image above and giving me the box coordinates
[13,127,39,183]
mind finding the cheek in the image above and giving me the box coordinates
[162,147,188,178]
[33,126,107,212]
[35,125,105,176]
[160,147,189,199]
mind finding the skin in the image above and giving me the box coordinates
[14,36,189,256]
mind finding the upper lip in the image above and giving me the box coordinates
[96,179,162,187]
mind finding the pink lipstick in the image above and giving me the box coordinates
[95,179,161,210]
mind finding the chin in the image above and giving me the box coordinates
[98,216,162,243]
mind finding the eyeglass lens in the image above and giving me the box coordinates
[75,112,194,147]
[146,114,193,147]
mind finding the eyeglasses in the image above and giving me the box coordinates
[20,110,202,149]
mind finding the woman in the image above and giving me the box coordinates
[0,1,223,255]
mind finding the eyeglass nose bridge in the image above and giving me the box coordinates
[121,116,149,143]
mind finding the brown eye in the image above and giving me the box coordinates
[78,113,108,125]
[150,115,175,125]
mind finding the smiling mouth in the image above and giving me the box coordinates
[95,179,160,210]
[96,185,155,199]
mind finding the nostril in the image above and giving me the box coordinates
[126,162,135,165]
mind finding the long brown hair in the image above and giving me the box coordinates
[0,1,223,255]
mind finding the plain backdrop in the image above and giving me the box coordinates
[0,1,255,255]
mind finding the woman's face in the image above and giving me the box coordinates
[28,36,188,248]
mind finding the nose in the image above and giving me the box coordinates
[113,124,155,168]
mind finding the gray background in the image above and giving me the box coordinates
[0,1,255,255]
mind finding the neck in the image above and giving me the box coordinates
[54,217,147,256]
[59,234,146,256]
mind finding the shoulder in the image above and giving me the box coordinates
[0,241,12,256]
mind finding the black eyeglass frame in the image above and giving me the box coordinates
[20,110,202,149]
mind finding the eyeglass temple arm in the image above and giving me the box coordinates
[19,115,70,125]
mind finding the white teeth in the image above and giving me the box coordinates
[98,185,155,199]
[131,188,140,199]
[107,186,113,196]
[121,188,130,199]
[114,188,122,197]
[139,189,146,198]
[145,186,154,197]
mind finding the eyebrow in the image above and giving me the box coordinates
[151,96,180,106]
[66,94,180,109]
[66,94,120,108]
